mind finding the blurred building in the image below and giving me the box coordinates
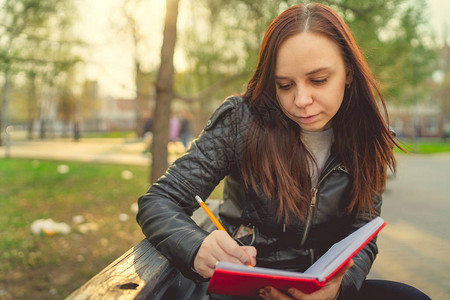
[80,79,153,134]
[388,102,443,138]
[99,97,136,132]
[389,43,449,139]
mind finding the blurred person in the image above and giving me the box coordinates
[143,110,154,135]
[137,3,430,300]
[179,109,193,148]
[169,111,181,142]
[73,119,80,142]
[142,110,154,154]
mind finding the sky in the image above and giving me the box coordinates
[74,0,450,99]
[427,0,450,41]
[74,0,162,98]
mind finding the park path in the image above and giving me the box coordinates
[370,153,450,300]
[2,138,150,166]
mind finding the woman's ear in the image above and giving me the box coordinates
[345,69,353,86]
[345,66,354,86]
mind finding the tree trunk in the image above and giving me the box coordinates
[134,60,143,137]
[150,0,179,183]
[27,72,37,140]
[1,69,10,156]
[0,70,6,147]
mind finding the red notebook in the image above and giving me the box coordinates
[208,217,386,297]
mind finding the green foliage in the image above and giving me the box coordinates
[0,0,82,76]
[325,0,438,102]
[0,0,83,136]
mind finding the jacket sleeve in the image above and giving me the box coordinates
[339,193,383,298]
[136,97,244,281]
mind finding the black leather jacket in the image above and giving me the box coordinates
[137,96,382,298]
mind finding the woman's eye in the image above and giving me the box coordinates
[311,78,327,85]
[277,83,291,90]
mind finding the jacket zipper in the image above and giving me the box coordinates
[299,163,347,247]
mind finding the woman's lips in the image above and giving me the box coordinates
[298,113,319,124]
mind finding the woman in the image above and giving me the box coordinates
[137,3,429,300]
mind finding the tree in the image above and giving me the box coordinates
[120,0,156,137]
[434,43,449,137]
[151,0,180,183]
[0,0,82,148]
[57,72,78,138]
[175,1,321,119]
[320,0,437,102]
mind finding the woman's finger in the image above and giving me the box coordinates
[193,230,253,277]
[215,231,253,265]
[259,286,295,300]
[242,246,257,266]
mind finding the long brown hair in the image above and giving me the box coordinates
[241,3,398,222]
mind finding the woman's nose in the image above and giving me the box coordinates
[294,86,313,108]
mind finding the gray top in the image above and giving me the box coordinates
[300,127,334,186]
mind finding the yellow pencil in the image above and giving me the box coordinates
[195,195,226,231]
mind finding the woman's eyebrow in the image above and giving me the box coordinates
[274,75,289,80]
[305,67,332,76]
[275,67,333,79]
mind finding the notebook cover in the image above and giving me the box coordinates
[207,267,324,297]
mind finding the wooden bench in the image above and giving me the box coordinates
[67,200,220,300]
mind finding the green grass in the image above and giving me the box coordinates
[394,139,450,154]
[0,158,223,299]
[81,131,137,139]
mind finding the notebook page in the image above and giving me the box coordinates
[304,217,383,281]
[216,262,318,279]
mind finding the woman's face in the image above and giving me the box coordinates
[275,32,348,132]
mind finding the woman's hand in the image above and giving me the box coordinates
[193,230,257,278]
[259,259,353,300]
